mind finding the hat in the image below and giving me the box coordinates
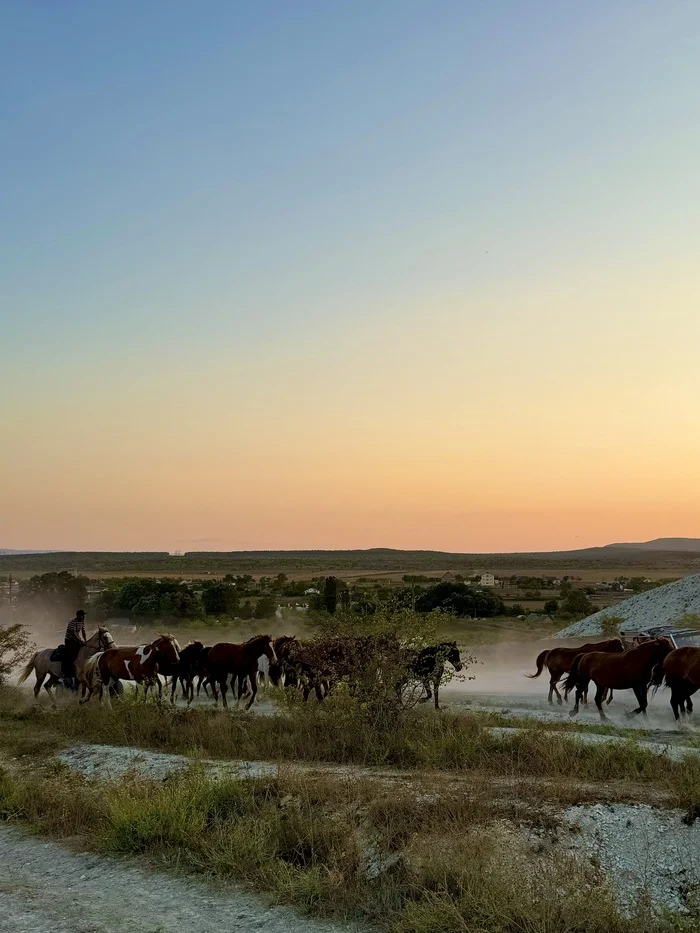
[76,609,86,618]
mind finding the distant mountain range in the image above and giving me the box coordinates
[602,538,700,553]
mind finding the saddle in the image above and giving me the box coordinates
[50,644,66,663]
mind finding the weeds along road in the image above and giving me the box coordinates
[0,824,361,933]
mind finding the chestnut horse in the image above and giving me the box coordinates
[526,638,625,705]
[206,635,277,710]
[92,634,181,706]
[653,647,700,722]
[563,637,673,720]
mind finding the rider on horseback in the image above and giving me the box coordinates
[61,609,87,688]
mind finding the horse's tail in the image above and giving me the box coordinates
[562,654,584,699]
[525,649,549,679]
[650,660,666,696]
[17,653,38,685]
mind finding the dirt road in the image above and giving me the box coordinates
[0,825,360,933]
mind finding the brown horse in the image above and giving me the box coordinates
[206,635,277,710]
[563,637,673,720]
[526,638,625,704]
[654,647,700,722]
[92,634,181,706]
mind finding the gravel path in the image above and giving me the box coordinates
[0,825,360,933]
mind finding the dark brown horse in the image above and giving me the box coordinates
[94,634,181,705]
[563,637,673,720]
[206,635,277,710]
[653,647,700,721]
[526,638,625,704]
[170,641,208,704]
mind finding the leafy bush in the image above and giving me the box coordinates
[0,624,34,685]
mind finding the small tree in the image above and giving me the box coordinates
[0,624,34,685]
[323,576,339,614]
[600,616,624,636]
[543,599,559,616]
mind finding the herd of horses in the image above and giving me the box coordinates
[528,635,700,722]
[18,628,464,711]
[19,626,700,724]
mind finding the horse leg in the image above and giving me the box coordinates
[34,672,45,701]
[43,677,57,707]
[627,684,648,717]
[594,684,609,722]
[550,675,562,706]
[606,689,614,705]
[170,676,178,705]
[569,681,586,718]
[219,678,228,709]
[101,676,113,709]
[433,679,440,710]
[687,695,694,715]
[245,672,258,711]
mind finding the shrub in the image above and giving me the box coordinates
[0,624,34,685]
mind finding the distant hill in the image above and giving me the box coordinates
[602,538,700,553]
[2,542,700,575]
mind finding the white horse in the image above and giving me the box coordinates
[17,628,115,705]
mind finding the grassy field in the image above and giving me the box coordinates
[2,685,700,932]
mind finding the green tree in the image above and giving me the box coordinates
[253,595,277,619]
[324,576,339,614]
[202,582,238,616]
[543,599,559,615]
[562,589,594,617]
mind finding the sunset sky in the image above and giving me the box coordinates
[3,2,700,552]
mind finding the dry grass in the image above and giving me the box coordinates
[3,684,700,931]
[3,763,696,933]
[2,687,700,812]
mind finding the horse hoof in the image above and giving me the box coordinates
[569,710,578,718]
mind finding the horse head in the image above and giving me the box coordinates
[154,633,181,665]
[97,627,116,650]
[446,641,463,672]
[262,634,277,664]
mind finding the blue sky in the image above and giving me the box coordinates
[2,2,700,550]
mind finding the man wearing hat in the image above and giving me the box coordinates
[62,609,87,688]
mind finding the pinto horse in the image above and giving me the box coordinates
[526,638,625,705]
[653,647,700,722]
[93,634,181,706]
[206,635,277,710]
[563,637,673,720]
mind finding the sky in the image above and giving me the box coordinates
[2,1,700,553]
